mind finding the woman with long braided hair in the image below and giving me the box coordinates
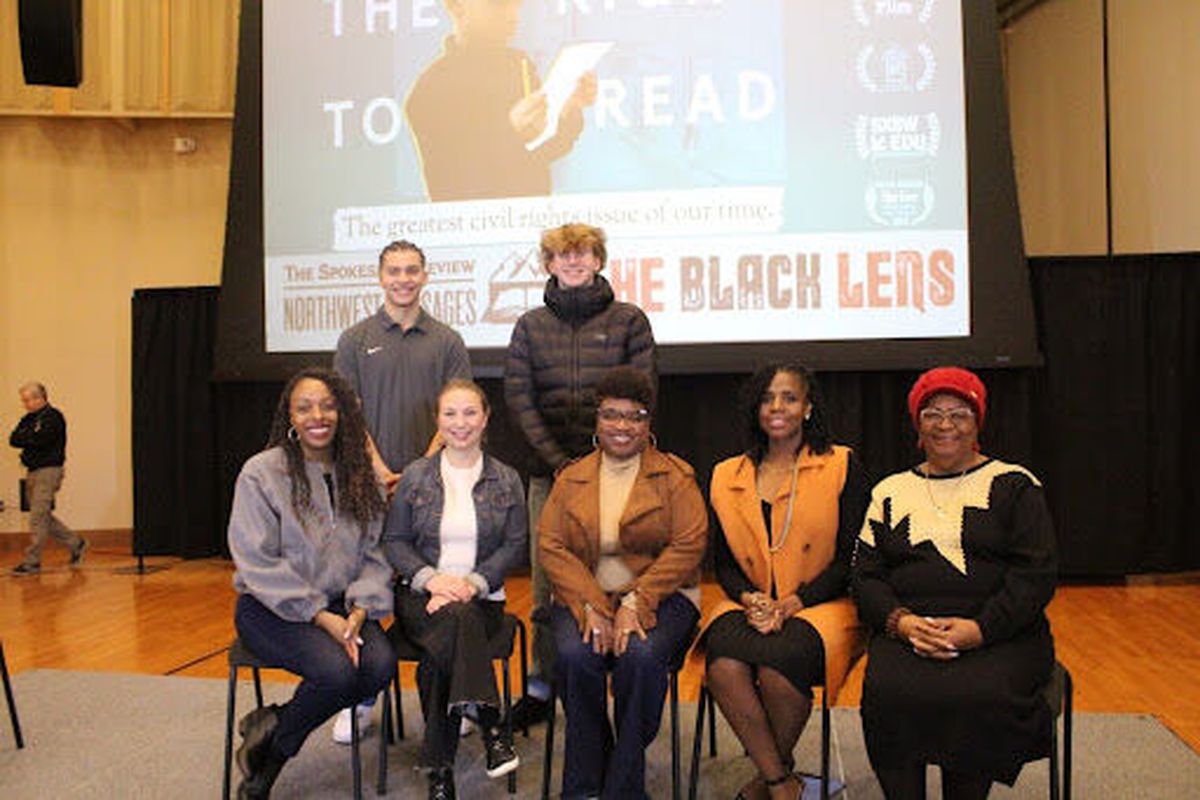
[228,367,396,799]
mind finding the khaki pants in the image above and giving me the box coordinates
[22,466,81,566]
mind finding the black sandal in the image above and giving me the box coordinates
[764,772,802,800]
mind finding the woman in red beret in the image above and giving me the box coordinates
[852,367,1058,799]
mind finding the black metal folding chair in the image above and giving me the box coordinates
[688,662,843,800]
[220,637,390,799]
[1,640,24,749]
[1045,661,1074,800]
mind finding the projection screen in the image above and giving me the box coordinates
[216,0,1039,379]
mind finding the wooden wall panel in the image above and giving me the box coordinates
[1004,0,1108,256]
[1109,0,1200,254]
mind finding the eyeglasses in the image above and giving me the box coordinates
[918,407,975,427]
[597,407,650,424]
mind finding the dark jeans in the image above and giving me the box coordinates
[235,593,396,758]
[396,591,505,768]
[551,592,699,800]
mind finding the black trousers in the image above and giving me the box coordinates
[396,591,505,768]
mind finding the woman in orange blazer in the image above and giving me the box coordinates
[540,366,707,800]
[702,363,869,800]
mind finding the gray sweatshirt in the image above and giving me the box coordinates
[229,447,393,622]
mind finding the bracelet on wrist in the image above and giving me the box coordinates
[885,606,913,639]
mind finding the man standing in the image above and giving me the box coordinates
[9,383,88,575]
[336,239,472,491]
[332,239,471,741]
[504,223,657,725]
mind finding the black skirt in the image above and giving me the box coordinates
[704,609,825,693]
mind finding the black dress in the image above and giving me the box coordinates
[852,459,1057,785]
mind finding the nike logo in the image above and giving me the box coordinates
[366,346,383,355]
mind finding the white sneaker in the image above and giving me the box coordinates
[331,704,374,744]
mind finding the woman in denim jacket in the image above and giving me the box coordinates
[383,379,527,800]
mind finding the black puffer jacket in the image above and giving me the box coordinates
[504,276,657,476]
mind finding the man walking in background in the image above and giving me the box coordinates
[9,382,87,575]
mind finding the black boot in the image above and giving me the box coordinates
[236,705,279,779]
[237,747,287,800]
[428,766,456,800]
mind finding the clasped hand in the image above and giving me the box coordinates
[741,591,802,634]
[314,608,366,666]
[581,603,646,657]
[424,573,477,614]
[897,615,983,659]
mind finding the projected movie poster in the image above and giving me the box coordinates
[263,0,968,352]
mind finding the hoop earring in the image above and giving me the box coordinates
[648,432,658,449]
[592,433,600,450]
[287,425,300,443]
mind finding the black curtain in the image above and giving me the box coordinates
[131,287,221,557]
[1029,254,1200,574]
[132,255,1200,575]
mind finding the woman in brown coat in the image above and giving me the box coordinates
[702,363,869,800]
[540,366,707,800]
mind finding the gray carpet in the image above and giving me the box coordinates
[1,669,1197,798]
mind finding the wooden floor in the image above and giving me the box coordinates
[2,547,1199,754]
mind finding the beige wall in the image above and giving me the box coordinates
[0,117,230,534]
[1005,0,1200,255]
[1108,0,1200,254]
[1004,0,1108,256]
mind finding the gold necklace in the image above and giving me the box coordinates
[923,465,969,518]
[768,456,801,554]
